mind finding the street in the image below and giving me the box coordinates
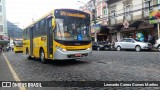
[1,50,160,90]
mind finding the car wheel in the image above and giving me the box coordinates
[40,49,47,64]
[97,47,100,51]
[117,46,121,51]
[135,46,141,52]
[158,45,160,52]
[104,47,108,50]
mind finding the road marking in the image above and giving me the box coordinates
[3,53,26,90]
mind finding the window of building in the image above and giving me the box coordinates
[0,25,3,32]
[144,0,152,16]
[158,0,160,9]
[0,16,2,23]
[144,0,153,10]
[0,6,2,12]
[144,1,149,8]
[110,10,116,18]
[103,8,107,16]
[124,5,132,16]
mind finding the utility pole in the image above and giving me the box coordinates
[92,0,97,42]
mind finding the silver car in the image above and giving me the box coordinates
[115,38,152,51]
[153,38,160,51]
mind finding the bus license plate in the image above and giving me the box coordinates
[75,54,81,57]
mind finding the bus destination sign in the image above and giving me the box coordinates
[60,11,86,18]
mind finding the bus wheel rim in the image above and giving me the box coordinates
[41,51,44,60]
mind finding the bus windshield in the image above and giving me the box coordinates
[54,17,90,41]
[14,40,23,46]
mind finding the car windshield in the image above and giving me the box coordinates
[54,17,91,41]
[134,39,142,42]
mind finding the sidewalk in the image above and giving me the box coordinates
[0,53,19,90]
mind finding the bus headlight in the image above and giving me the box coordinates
[62,49,67,52]
[86,48,91,51]
[56,46,67,52]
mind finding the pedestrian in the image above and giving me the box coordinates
[0,45,2,55]
[151,34,156,45]
[148,34,152,43]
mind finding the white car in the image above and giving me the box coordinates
[154,38,160,51]
[115,38,152,52]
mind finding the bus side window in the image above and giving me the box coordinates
[43,19,46,35]
[27,28,30,39]
[40,20,42,36]
[39,19,46,36]
[23,29,26,40]
[35,23,39,37]
[33,25,36,38]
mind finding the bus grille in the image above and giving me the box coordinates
[66,49,86,51]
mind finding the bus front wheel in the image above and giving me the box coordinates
[40,49,47,64]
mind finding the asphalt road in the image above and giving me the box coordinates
[1,50,160,90]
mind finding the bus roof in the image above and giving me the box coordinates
[14,39,23,41]
[23,9,90,30]
[23,9,55,30]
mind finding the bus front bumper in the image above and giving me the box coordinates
[54,49,92,60]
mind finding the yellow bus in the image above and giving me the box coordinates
[14,39,23,53]
[23,9,92,63]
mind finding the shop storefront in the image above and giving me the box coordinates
[91,24,109,42]
[119,20,156,41]
[0,35,10,46]
[91,24,101,41]
[109,25,123,42]
[120,27,137,39]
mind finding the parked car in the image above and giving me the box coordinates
[154,38,160,51]
[114,38,152,52]
[92,42,111,51]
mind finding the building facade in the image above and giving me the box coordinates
[79,0,160,43]
[79,0,109,42]
[0,0,7,39]
[107,0,159,42]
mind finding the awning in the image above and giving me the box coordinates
[137,20,154,30]
[109,24,123,31]
[120,27,136,32]
[116,25,123,31]
[99,26,110,34]
[129,20,144,29]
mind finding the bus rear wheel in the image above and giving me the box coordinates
[40,49,47,64]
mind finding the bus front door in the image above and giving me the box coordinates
[47,18,53,58]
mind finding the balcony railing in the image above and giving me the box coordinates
[106,3,160,26]
[89,2,160,26]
